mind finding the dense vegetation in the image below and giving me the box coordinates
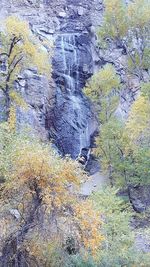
[0,16,51,120]
[85,0,150,194]
[0,0,150,266]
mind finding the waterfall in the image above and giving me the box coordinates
[52,32,96,159]
[61,35,67,72]
[59,34,80,93]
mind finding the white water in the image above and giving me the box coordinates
[79,124,91,155]
[61,35,67,72]
[70,95,91,154]
[60,34,80,92]
[60,34,92,155]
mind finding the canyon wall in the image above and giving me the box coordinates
[0,0,140,158]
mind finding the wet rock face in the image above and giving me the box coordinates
[46,91,96,158]
[0,0,100,158]
[0,0,139,158]
[44,1,100,158]
[47,33,97,158]
[53,34,93,92]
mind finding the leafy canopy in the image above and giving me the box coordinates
[0,15,51,120]
[84,64,121,123]
[98,0,150,78]
[91,187,150,266]
[0,123,103,258]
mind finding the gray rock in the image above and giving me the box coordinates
[129,185,150,213]
[49,32,97,158]
[58,11,67,18]
[0,90,6,121]
[77,7,84,16]
[10,209,21,220]
[0,0,145,159]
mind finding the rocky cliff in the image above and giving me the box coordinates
[0,0,141,158]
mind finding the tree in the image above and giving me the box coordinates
[95,109,150,189]
[91,187,150,267]
[84,64,121,123]
[126,95,150,143]
[95,118,127,186]
[84,65,150,190]
[98,0,150,80]
[126,83,150,145]
[94,84,150,189]
[85,3,150,188]
[98,0,128,41]
[124,82,150,185]
[0,124,103,266]
[84,64,122,186]
[0,16,51,119]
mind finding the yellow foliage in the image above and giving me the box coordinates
[84,64,121,101]
[126,95,150,142]
[4,138,83,212]
[5,16,51,75]
[127,0,150,29]
[74,200,103,255]
[23,41,50,75]
[9,91,27,108]
[5,16,29,40]
[8,105,16,132]
[84,64,121,123]
[1,131,103,257]
[100,0,128,39]
[100,0,150,40]
[0,15,52,120]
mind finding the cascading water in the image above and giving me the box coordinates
[51,32,97,159]
[59,34,79,92]
[60,34,90,152]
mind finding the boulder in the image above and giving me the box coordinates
[129,185,150,213]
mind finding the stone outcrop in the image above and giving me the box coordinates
[0,0,103,158]
[129,185,150,213]
[0,0,142,158]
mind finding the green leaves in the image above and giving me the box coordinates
[0,15,52,121]
[126,94,150,144]
[84,64,121,123]
[99,0,128,40]
[91,187,150,266]
[87,0,150,189]
[141,82,150,100]
[98,0,150,78]
[84,64,121,101]
[91,187,134,266]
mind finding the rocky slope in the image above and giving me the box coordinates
[0,0,141,159]
[0,0,150,263]
[0,0,99,158]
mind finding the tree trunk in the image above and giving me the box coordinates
[4,85,11,120]
[0,184,42,267]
